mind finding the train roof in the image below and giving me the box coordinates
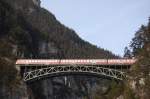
[16,59,136,66]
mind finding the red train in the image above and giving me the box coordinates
[16,59,136,65]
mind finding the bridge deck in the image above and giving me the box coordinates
[16,59,136,66]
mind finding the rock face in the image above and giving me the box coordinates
[32,0,41,7]
[27,76,113,99]
[0,82,28,99]
[0,0,120,99]
[123,73,150,99]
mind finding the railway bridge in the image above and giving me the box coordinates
[16,59,136,82]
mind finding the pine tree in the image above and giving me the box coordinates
[124,47,132,58]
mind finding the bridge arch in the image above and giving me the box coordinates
[23,65,126,82]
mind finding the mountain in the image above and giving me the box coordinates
[2,0,118,59]
[0,0,120,99]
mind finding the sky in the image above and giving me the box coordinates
[41,0,150,56]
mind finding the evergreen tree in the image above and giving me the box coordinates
[130,18,150,67]
[124,47,132,58]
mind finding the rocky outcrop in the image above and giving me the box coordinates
[123,73,150,99]
[32,0,41,7]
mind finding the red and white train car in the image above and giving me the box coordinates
[16,59,136,66]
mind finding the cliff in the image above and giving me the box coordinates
[3,0,117,59]
[122,19,150,99]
